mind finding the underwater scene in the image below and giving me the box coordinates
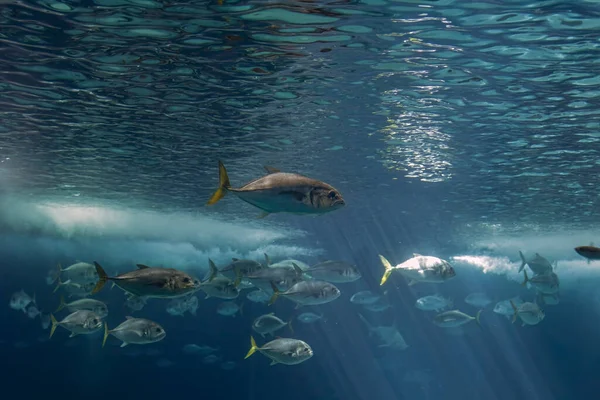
[1,0,600,399]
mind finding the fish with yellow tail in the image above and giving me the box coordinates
[91,262,201,299]
[378,253,456,286]
[206,161,345,218]
[433,309,481,328]
[102,317,166,348]
[49,310,103,339]
[244,336,313,366]
[510,300,545,327]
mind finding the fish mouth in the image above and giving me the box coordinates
[334,199,346,206]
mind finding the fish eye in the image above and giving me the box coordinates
[183,278,191,283]
[155,327,162,333]
[327,190,337,199]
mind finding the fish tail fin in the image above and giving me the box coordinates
[521,270,529,287]
[475,310,482,327]
[518,251,526,273]
[264,253,271,267]
[92,262,109,294]
[244,336,259,359]
[268,282,280,305]
[233,270,242,287]
[207,259,218,282]
[509,301,518,324]
[52,276,62,294]
[49,314,58,339]
[288,318,294,335]
[102,322,109,348]
[55,295,66,313]
[378,255,394,286]
[206,160,231,206]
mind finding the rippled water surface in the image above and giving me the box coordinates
[2,0,599,235]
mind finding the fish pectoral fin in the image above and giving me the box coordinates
[136,264,150,269]
[407,279,418,286]
[263,166,281,174]
[257,212,270,219]
[269,360,279,366]
[120,342,129,348]
[69,332,78,338]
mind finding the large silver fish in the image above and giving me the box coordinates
[246,263,305,293]
[379,253,456,286]
[103,316,166,348]
[244,336,313,366]
[269,280,340,308]
[92,262,200,299]
[206,161,345,217]
[49,310,103,339]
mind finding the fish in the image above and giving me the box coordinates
[305,260,362,283]
[433,309,481,328]
[266,256,311,271]
[246,263,305,293]
[182,344,219,356]
[92,262,201,299]
[26,304,42,319]
[56,262,98,283]
[252,313,293,338]
[218,258,265,285]
[244,336,313,366]
[518,251,553,275]
[102,316,166,348]
[125,296,147,313]
[349,290,381,305]
[269,280,340,308]
[522,270,559,294]
[9,290,36,313]
[206,161,345,217]
[53,278,96,298]
[246,290,271,304]
[379,254,456,286]
[574,243,600,263]
[510,300,545,326]
[296,312,324,324]
[536,292,560,306]
[199,276,239,299]
[55,295,108,318]
[216,301,243,317]
[464,292,492,309]
[493,297,524,319]
[49,310,104,339]
[358,314,408,350]
[415,295,453,312]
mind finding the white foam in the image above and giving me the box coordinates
[0,196,322,273]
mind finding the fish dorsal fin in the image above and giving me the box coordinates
[413,253,422,257]
[292,263,303,275]
[264,166,281,174]
[136,264,150,269]
[232,258,239,262]
[125,316,134,320]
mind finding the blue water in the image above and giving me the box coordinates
[2,0,600,399]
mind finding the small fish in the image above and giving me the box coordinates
[522,270,559,294]
[358,314,408,350]
[92,262,201,299]
[216,301,243,317]
[536,292,559,306]
[102,316,166,348]
[246,290,271,304]
[350,290,381,305]
[9,290,36,313]
[218,258,265,285]
[49,310,103,339]
[510,300,544,326]
[252,313,293,338]
[296,312,324,324]
[55,295,108,318]
[433,310,481,328]
[182,344,219,355]
[40,313,51,330]
[53,278,95,298]
[186,296,199,316]
[518,251,553,275]
[125,296,147,313]
[56,262,98,283]
[493,297,524,319]
[574,243,600,263]
[266,257,311,271]
[269,280,340,308]
[464,292,492,309]
[200,276,239,299]
[203,354,221,364]
[246,263,304,293]
[244,336,313,366]
[415,295,453,312]
[379,254,456,286]
[26,304,42,319]
[166,298,189,317]
[305,260,362,283]
[206,161,345,217]
[220,361,236,370]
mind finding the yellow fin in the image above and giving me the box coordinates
[206,160,231,206]
[268,282,280,306]
[91,262,109,294]
[475,310,482,327]
[244,336,259,359]
[378,255,394,286]
[55,295,66,313]
[102,322,110,348]
[509,300,518,324]
[49,314,59,339]
[521,270,529,287]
